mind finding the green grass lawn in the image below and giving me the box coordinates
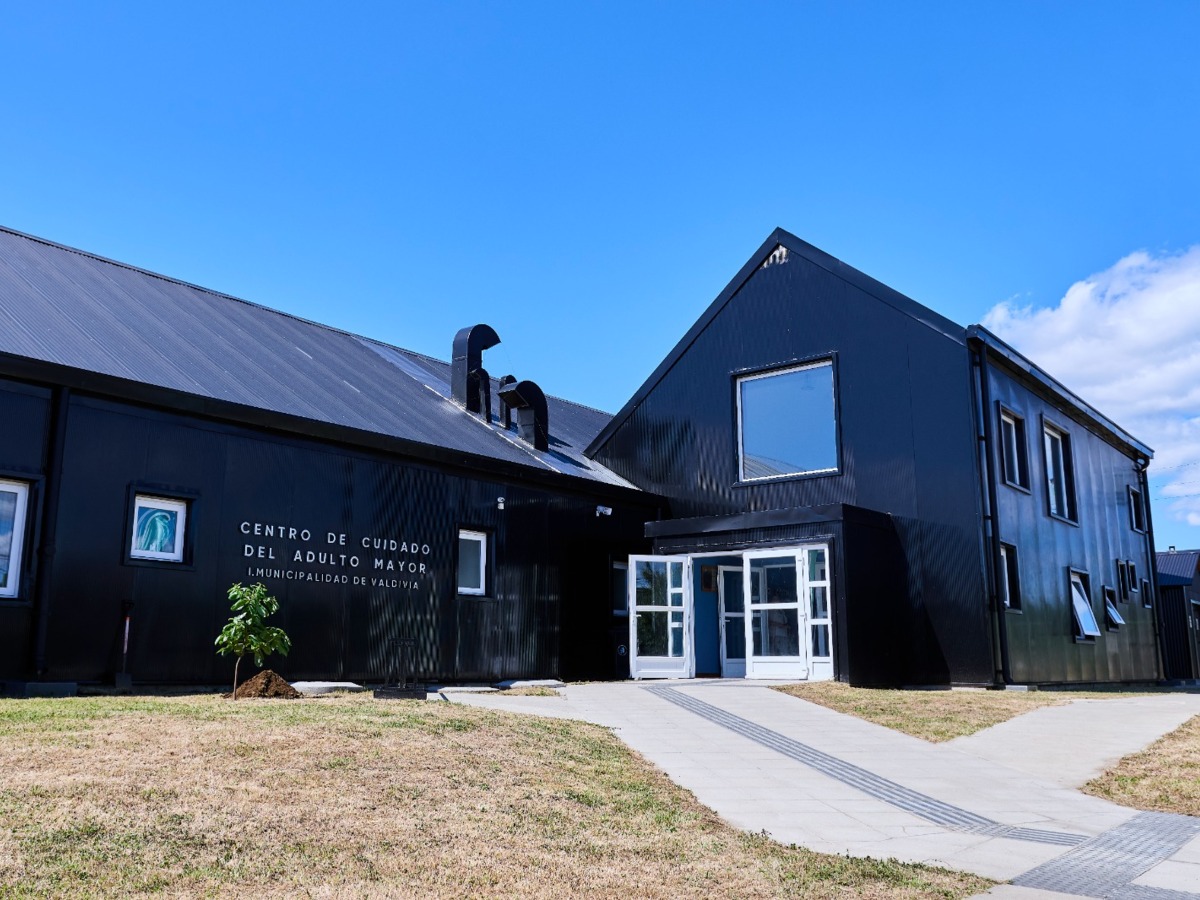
[0,694,991,898]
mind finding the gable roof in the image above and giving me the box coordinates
[1156,549,1200,587]
[584,227,1154,462]
[967,325,1153,461]
[584,227,968,457]
[0,225,633,489]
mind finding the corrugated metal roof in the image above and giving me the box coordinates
[0,225,634,488]
[1156,550,1200,586]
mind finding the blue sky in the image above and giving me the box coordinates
[2,3,1198,547]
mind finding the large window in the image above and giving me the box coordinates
[999,409,1030,490]
[737,360,837,481]
[1069,571,1101,639]
[1043,422,1077,521]
[457,529,488,595]
[130,494,188,563]
[0,479,30,599]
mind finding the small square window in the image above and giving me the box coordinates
[1103,587,1124,630]
[1070,571,1101,639]
[999,409,1030,490]
[999,543,1021,610]
[457,529,488,595]
[1142,579,1153,609]
[1128,487,1147,533]
[1116,560,1130,601]
[0,479,31,599]
[130,495,188,563]
[737,360,838,481]
[1129,562,1139,592]
[1043,422,1077,522]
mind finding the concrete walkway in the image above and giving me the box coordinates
[446,682,1200,898]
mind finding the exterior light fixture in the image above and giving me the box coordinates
[596,505,612,517]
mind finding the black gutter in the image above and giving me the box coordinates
[1139,460,1166,680]
[966,325,1153,461]
[32,386,70,678]
[972,341,1012,685]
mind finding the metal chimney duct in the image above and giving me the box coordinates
[451,324,500,417]
[498,379,549,451]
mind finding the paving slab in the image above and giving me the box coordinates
[949,694,1200,788]
[290,680,365,695]
[444,680,1200,898]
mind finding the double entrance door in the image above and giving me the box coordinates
[628,544,832,680]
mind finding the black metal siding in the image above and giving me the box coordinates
[0,378,50,674]
[597,253,993,684]
[1158,586,1195,680]
[10,392,654,684]
[987,363,1160,683]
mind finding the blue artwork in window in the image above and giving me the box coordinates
[135,507,178,554]
[739,361,837,479]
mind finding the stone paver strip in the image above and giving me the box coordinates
[445,681,1200,897]
[649,685,1085,847]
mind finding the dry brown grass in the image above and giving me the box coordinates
[773,682,1135,742]
[1083,714,1200,816]
[0,694,990,899]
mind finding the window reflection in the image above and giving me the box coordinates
[738,361,837,480]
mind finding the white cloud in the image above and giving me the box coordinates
[982,245,1200,537]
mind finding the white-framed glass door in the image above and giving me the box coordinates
[718,565,745,677]
[742,543,832,680]
[744,550,806,679]
[806,546,834,680]
[628,555,693,679]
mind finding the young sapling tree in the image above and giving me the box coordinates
[214,582,292,698]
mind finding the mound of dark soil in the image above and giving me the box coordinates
[233,669,302,700]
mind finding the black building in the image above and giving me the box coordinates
[0,225,1162,688]
[0,226,657,686]
[590,230,1160,686]
[1155,549,1200,681]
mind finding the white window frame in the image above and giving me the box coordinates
[1128,486,1146,533]
[1070,572,1102,639]
[1000,410,1028,489]
[457,529,488,596]
[736,359,838,482]
[1104,587,1125,629]
[0,479,30,599]
[999,543,1020,610]
[130,494,188,563]
[1043,424,1074,520]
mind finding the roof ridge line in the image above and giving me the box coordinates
[0,223,406,349]
[0,223,613,418]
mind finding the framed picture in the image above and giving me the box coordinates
[130,495,188,562]
[701,565,717,593]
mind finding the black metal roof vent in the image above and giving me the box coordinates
[451,324,500,420]
[497,375,517,429]
[498,379,549,451]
